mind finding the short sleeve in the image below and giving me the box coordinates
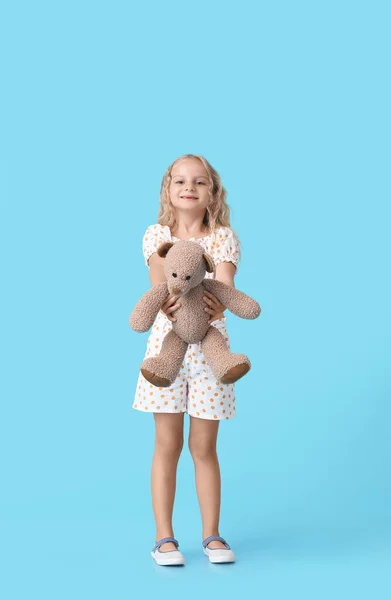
[213,227,240,272]
[142,224,170,267]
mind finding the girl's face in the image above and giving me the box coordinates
[169,159,211,214]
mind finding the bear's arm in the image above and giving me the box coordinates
[203,279,261,320]
[129,282,169,332]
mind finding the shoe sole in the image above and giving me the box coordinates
[151,552,185,566]
[203,549,236,563]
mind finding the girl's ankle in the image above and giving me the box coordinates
[156,533,175,541]
[203,532,220,540]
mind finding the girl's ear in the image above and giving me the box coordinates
[157,242,174,258]
[203,253,214,273]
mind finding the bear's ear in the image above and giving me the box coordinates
[203,253,214,273]
[157,241,174,258]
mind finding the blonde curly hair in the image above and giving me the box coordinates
[157,153,241,262]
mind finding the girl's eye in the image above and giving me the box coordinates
[174,180,205,185]
[172,273,177,278]
[186,275,191,280]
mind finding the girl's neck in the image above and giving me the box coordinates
[170,215,208,239]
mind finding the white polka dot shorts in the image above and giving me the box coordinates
[132,313,236,420]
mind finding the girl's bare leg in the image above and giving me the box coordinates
[188,416,228,549]
[151,412,184,551]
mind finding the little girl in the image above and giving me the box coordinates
[133,153,241,566]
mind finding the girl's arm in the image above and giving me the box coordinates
[215,262,236,287]
[203,262,236,323]
[148,252,167,286]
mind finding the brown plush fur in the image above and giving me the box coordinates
[129,240,261,387]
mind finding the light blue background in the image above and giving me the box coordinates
[1,1,390,598]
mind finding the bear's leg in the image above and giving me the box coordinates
[201,326,251,384]
[141,330,188,388]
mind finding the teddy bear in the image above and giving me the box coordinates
[129,240,261,387]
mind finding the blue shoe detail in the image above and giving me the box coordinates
[202,535,231,550]
[152,537,179,553]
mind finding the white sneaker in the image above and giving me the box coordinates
[202,536,236,563]
[151,537,185,566]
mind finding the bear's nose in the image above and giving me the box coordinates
[172,287,182,295]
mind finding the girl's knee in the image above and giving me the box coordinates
[154,413,184,457]
[155,435,184,458]
[188,438,217,462]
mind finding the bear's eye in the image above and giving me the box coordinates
[186,275,191,280]
[172,273,177,278]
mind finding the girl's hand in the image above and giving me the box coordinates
[203,290,227,324]
[160,294,181,322]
